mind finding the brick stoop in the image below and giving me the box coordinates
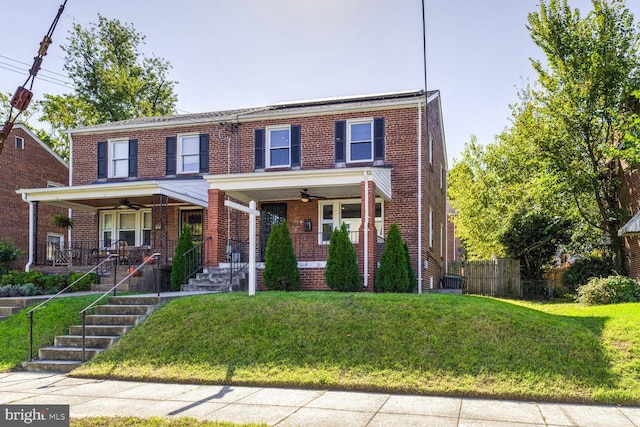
[181,266,248,293]
[22,294,184,373]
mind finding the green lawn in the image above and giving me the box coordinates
[0,294,103,371]
[69,292,640,405]
[71,416,267,427]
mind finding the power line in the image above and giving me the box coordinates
[0,61,73,89]
[0,54,69,79]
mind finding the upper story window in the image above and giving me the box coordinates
[97,139,137,179]
[165,134,209,175]
[267,125,291,167]
[179,134,201,173]
[110,139,129,178]
[15,136,24,150]
[254,125,300,170]
[335,117,384,164]
[348,119,373,162]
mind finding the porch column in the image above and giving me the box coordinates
[206,188,227,267]
[359,178,377,292]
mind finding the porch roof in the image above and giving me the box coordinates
[16,179,209,213]
[619,210,640,236]
[205,167,392,203]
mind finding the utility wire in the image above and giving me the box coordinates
[0,54,69,79]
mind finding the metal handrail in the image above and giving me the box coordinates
[184,237,211,284]
[26,254,120,362]
[78,252,161,362]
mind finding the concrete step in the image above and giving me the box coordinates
[181,284,229,292]
[54,335,120,349]
[0,297,48,308]
[0,306,22,316]
[107,296,162,306]
[23,360,84,373]
[68,325,132,336]
[83,314,145,326]
[95,304,152,316]
[38,347,103,361]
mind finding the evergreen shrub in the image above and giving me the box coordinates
[375,223,411,293]
[325,223,361,291]
[263,221,299,291]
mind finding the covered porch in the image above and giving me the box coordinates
[204,167,392,289]
[17,179,209,270]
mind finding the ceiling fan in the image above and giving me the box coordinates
[300,189,325,203]
[115,198,144,210]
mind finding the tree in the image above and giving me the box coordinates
[375,223,411,293]
[263,221,300,291]
[325,223,361,291]
[0,238,22,275]
[499,208,572,280]
[40,15,178,160]
[170,225,194,291]
[524,0,640,271]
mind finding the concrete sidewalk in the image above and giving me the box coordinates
[1,371,639,426]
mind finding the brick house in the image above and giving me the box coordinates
[2,124,68,269]
[617,165,640,279]
[18,90,448,291]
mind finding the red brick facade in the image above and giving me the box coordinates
[0,125,68,269]
[619,165,640,280]
[30,91,447,291]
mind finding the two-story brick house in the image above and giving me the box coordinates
[2,124,68,269]
[18,90,448,291]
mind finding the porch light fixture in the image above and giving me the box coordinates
[300,190,310,203]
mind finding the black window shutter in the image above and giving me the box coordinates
[166,136,177,175]
[199,133,209,173]
[374,117,385,161]
[335,120,346,163]
[291,125,301,167]
[128,139,138,177]
[254,128,265,169]
[97,141,107,178]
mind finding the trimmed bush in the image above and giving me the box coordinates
[561,252,615,292]
[170,225,195,291]
[263,221,299,291]
[403,241,417,292]
[325,223,361,291]
[0,238,22,275]
[68,272,99,292]
[576,275,640,305]
[375,223,411,293]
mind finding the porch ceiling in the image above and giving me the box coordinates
[619,210,640,236]
[205,167,392,203]
[16,179,209,213]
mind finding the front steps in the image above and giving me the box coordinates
[182,266,248,292]
[0,297,48,321]
[22,295,176,373]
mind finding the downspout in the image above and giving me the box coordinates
[23,195,34,272]
[364,170,370,289]
[67,131,73,251]
[417,102,423,294]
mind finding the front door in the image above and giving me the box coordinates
[260,203,287,260]
[181,209,204,242]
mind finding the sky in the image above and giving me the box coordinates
[1,0,638,165]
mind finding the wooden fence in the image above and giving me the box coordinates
[448,259,521,298]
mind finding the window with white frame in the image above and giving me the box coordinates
[267,125,291,167]
[319,199,383,243]
[109,139,129,178]
[428,131,433,165]
[101,210,152,248]
[178,134,200,173]
[15,136,24,150]
[347,119,373,162]
[429,206,433,248]
[46,233,64,261]
[440,222,444,257]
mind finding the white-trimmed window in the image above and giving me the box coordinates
[109,139,129,178]
[440,222,444,257]
[428,131,433,165]
[429,206,433,248]
[46,233,64,261]
[100,210,152,248]
[319,199,383,243]
[267,125,291,167]
[15,136,24,150]
[178,134,200,173]
[347,119,373,163]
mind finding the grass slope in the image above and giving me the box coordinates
[71,416,267,427]
[71,292,640,405]
[0,295,103,371]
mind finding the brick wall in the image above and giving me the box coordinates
[0,125,68,269]
[619,164,640,280]
[70,93,448,291]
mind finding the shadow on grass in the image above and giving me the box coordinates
[74,293,620,401]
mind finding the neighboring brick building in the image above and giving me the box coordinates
[2,124,68,269]
[618,165,640,280]
[18,90,448,291]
